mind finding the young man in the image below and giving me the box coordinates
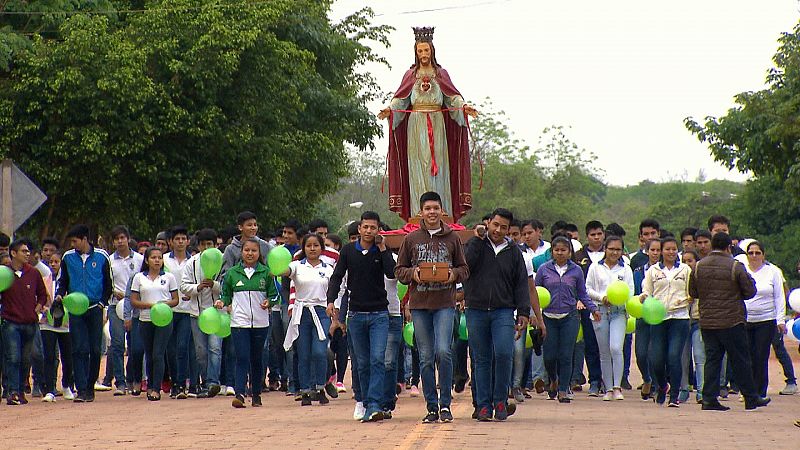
[164,226,196,398]
[629,219,660,271]
[180,228,223,398]
[274,219,303,395]
[307,219,329,240]
[41,238,60,263]
[105,226,143,395]
[680,228,698,253]
[327,211,396,423]
[221,212,273,278]
[695,230,713,260]
[395,191,469,423]
[464,208,530,421]
[508,220,522,245]
[55,225,112,402]
[689,232,767,411]
[573,221,605,274]
[0,233,10,254]
[708,215,744,256]
[1,241,49,405]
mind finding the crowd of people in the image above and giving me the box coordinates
[0,191,797,423]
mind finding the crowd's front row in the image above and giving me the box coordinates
[0,191,791,423]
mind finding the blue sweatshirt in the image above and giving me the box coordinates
[535,259,596,315]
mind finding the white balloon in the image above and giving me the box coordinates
[786,319,799,342]
[115,300,125,320]
[789,289,800,313]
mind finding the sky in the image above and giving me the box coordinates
[329,0,800,186]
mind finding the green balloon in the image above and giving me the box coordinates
[198,307,221,335]
[0,266,14,292]
[607,281,630,306]
[397,282,409,301]
[536,286,551,309]
[150,303,173,327]
[216,313,231,338]
[403,321,415,347]
[200,248,224,280]
[458,314,468,341]
[64,292,89,316]
[626,296,643,319]
[525,325,534,349]
[642,296,666,325]
[576,324,584,342]
[267,246,292,276]
[626,316,636,334]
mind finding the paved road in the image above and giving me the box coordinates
[2,357,799,449]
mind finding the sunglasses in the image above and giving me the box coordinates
[747,251,763,256]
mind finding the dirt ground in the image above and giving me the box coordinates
[2,354,799,449]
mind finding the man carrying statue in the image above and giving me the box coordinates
[379,27,478,222]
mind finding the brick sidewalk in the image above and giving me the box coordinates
[2,358,799,449]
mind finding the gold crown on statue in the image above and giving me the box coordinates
[413,26,435,42]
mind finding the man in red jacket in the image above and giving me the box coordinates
[1,240,49,405]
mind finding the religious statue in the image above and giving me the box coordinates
[379,26,477,222]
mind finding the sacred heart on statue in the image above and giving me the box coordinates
[421,76,431,92]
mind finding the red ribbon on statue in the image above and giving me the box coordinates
[425,113,439,176]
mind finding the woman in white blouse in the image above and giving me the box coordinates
[744,241,786,399]
[585,235,634,402]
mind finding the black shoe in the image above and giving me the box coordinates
[423,409,439,423]
[252,395,262,407]
[7,393,21,405]
[197,389,209,399]
[187,385,199,398]
[324,382,338,399]
[472,407,479,419]
[701,401,730,411]
[279,381,288,392]
[317,389,330,405]
[301,393,312,406]
[494,402,509,421]
[621,378,632,390]
[170,386,180,399]
[655,388,667,405]
[507,402,516,416]
[454,376,468,393]
[362,410,384,422]
[176,387,188,400]
[719,386,729,399]
[232,394,246,408]
[208,384,221,398]
[73,394,85,403]
[440,407,453,423]
[383,409,393,419]
[744,396,770,410]
[476,406,492,422]
[85,391,94,403]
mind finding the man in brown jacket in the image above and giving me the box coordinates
[395,191,469,423]
[689,232,768,411]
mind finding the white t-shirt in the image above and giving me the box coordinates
[131,272,178,322]
[288,259,333,308]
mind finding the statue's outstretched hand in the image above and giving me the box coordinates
[378,108,391,120]
[463,104,478,118]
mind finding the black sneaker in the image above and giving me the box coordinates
[170,386,180,399]
[7,393,21,405]
[476,406,492,422]
[440,407,453,423]
[187,385,199,398]
[232,394,246,408]
[701,401,729,411]
[176,387,188,400]
[472,407,479,420]
[719,386,729,399]
[208,384,221,398]
[383,409,393,419]
[423,409,440,423]
[317,389,330,405]
[324,382,338,399]
[73,394,85,403]
[252,395,262,407]
[85,391,94,403]
[301,393,312,406]
[197,388,209,399]
[362,410,384,422]
[279,381,288,392]
[744,396,770,410]
[454,376,468,393]
[655,388,667,405]
[494,402,509,421]
[621,377,632,390]
[507,402,516,416]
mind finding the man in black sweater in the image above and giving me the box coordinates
[327,211,396,423]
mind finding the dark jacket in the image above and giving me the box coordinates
[463,236,529,318]
[395,221,469,310]
[689,250,756,330]
[1,263,49,324]
[327,240,396,312]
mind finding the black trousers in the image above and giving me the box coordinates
[702,324,758,402]
[41,330,74,394]
[746,320,775,398]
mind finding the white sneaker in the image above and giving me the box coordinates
[353,402,366,421]
[94,382,112,391]
[63,387,75,400]
[42,393,56,403]
[780,383,798,395]
[226,386,235,396]
[613,389,624,401]
[603,391,613,401]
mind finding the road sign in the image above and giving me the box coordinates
[0,159,48,235]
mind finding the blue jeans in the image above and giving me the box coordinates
[1,320,38,394]
[772,330,796,384]
[108,305,127,388]
[592,305,627,390]
[69,306,104,395]
[268,309,285,382]
[635,318,652,384]
[650,318,689,401]
[513,329,532,388]
[466,308,515,410]
[579,309,602,385]
[411,307,455,410]
[543,310,580,393]
[690,321,705,393]
[126,317,145,384]
[190,316,222,386]
[383,315,403,411]
[221,336,235,387]
[296,306,330,392]
[167,312,194,389]
[348,311,389,414]
[347,324,361,402]
[231,327,268,397]
[139,320,173,389]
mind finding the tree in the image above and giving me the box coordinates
[684,21,800,195]
[0,0,391,239]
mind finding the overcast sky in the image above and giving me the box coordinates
[329,0,799,186]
